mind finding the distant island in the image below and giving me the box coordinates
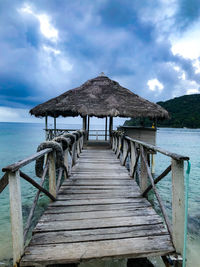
[124,94,200,128]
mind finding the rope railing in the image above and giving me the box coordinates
[111,130,190,266]
[0,130,85,266]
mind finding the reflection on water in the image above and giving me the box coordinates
[0,124,199,267]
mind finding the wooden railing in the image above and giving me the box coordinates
[88,130,109,140]
[111,130,189,258]
[0,130,85,267]
[45,128,80,140]
[46,129,110,141]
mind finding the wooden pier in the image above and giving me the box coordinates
[20,142,174,266]
[0,130,189,267]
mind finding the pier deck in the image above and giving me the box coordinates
[20,143,174,266]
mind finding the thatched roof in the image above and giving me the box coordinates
[30,75,169,119]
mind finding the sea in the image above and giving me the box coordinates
[0,122,199,266]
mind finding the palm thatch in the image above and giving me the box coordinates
[30,75,169,119]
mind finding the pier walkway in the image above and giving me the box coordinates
[20,142,174,266]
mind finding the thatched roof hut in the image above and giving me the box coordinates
[30,75,169,119]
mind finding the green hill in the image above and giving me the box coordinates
[124,94,200,128]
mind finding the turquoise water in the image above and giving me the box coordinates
[0,123,199,266]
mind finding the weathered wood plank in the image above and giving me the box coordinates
[58,188,140,194]
[34,215,163,232]
[56,192,141,200]
[30,224,168,245]
[45,202,152,214]
[50,198,148,206]
[62,179,137,186]
[40,207,158,222]
[21,235,174,266]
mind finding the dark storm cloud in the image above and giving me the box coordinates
[175,0,200,30]
[0,0,199,111]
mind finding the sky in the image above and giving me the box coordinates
[0,0,200,123]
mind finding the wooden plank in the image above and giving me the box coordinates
[60,185,137,190]
[34,215,163,232]
[50,198,148,206]
[30,224,168,245]
[20,235,174,266]
[45,202,152,214]
[56,192,141,200]
[58,188,140,194]
[62,180,137,186]
[40,207,158,222]
[2,148,52,172]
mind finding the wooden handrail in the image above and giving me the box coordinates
[2,148,52,172]
[125,136,189,161]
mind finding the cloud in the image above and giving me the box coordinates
[0,0,200,122]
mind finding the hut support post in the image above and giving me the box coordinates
[109,117,113,140]
[105,117,108,141]
[82,116,87,144]
[54,117,56,137]
[87,116,90,141]
[45,116,48,140]
[49,151,56,198]
[171,159,185,254]
[8,170,24,266]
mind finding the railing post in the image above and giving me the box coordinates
[121,139,129,166]
[116,135,121,158]
[151,153,155,174]
[130,141,136,178]
[72,137,77,166]
[171,159,185,254]
[140,146,148,192]
[77,137,80,157]
[8,170,24,266]
[48,151,56,198]
[64,148,69,179]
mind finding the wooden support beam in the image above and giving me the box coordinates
[121,139,129,166]
[109,117,113,139]
[45,116,48,140]
[19,171,55,201]
[54,117,56,135]
[49,152,57,199]
[8,170,24,266]
[130,142,136,178]
[140,146,148,192]
[105,117,108,141]
[171,159,185,254]
[87,116,90,140]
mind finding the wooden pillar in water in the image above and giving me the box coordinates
[105,117,108,141]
